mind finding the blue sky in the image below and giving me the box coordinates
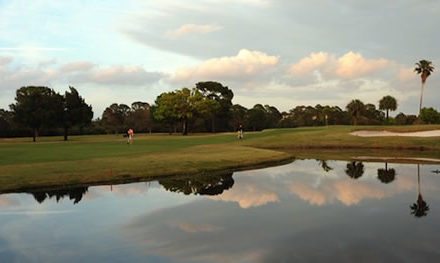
[1,0,439,117]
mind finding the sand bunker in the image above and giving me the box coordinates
[350,130,440,137]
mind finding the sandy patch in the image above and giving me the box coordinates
[350,130,440,137]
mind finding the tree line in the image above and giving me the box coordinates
[1,79,439,141]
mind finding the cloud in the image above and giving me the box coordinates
[71,65,165,86]
[59,61,95,73]
[289,51,390,79]
[210,183,279,209]
[0,57,165,89]
[171,49,279,83]
[165,24,223,39]
[0,196,20,207]
[0,56,13,66]
[399,67,417,82]
[336,52,389,78]
[289,52,330,75]
[176,223,222,233]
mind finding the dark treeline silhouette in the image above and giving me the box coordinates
[158,171,234,196]
[2,81,440,139]
[28,186,88,204]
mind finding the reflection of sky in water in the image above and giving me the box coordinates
[0,160,440,262]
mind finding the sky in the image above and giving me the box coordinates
[0,0,439,118]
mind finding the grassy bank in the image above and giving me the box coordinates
[1,125,440,193]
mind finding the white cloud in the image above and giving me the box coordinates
[171,49,279,83]
[289,52,330,75]
[165,24,223,39]
[289,51,390,79]
[59,61,95,73]
[72,65,165,86]
[336,51,389,78]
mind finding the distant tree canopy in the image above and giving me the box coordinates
[8,86,93,141]
[195,81,234,132]
[419,107,440,124]
[0,80,430,139]
[10,86,64,142]
[102,103,131,134]
[346,99,365,126]
[63,86,93,141]
[152,87,222,135]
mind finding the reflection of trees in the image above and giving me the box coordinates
[317,160,333,172]
[345,161,364,179]
[377,162,396,184]
[29,187,89,204]
[158,172,234,196]
[410,164,429,218]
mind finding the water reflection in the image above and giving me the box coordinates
[28,186,88,204]
[411,164,430,218]
[1,160,440,262]
[158,171,234,196]
[317,159,333,172]
[377,162,396,184]
[345,161,365,179]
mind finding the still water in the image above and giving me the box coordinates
[0,160,439,262]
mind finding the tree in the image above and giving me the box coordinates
[195,81,234,132]
[364,103,385,124]
[158,172,234,196]
[410,164,430,217]
[10,86,64,142]
[230,104,248,130]
[395,112,417,125]
[379,95,398,122]
[0,109,14,137]
[153,88,207,135]
[346,99,365,125]
[345,161,364,179]
[245,104,267,131]
[419,107,440,124]
[152,92,179,133]
[377,162,396,184]
[414,60,434,115]
[126,102,152,133]
[63,86,93,141]
[264,105,282,128]
[102,103,130,134]
[317,160,333,172]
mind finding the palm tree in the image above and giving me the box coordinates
[317,159,333,172]
[410,164,430,217]
[414,60,434,115]
[377,162,396,184]
[346,99,365,126]
[379,96,397,122]
[345,161,364,179]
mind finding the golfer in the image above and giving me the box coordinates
[127,128,134,144]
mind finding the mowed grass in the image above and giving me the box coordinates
[1,125,440,192]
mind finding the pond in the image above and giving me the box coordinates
[0,159,440,262]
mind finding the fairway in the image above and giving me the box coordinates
[1,125,440,193]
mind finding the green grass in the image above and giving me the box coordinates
[1,125,440,193]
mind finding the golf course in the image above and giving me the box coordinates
[1,125,440,193]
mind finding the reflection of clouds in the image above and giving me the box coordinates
[286,162,438,207]
[289,184,327,206]
[176,223,222,233]
[210,184,279,208]
[333,181,386,206]
[290,177,391,206]
[0,195,20,207]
